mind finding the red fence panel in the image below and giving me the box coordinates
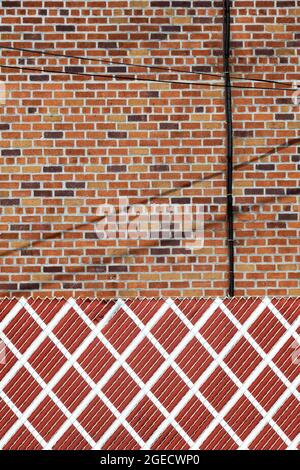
[0,297,299,450]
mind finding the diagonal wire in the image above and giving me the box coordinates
[0,44,298,88]
[0,63,298,91]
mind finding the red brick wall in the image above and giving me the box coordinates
[0,0,299,298]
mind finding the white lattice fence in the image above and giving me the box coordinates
[0,297,299,450]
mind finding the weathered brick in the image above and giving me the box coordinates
[44,132,64,139]
[0,199,20,206]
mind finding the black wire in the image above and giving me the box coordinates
[223,0,235,298]
[0,63,297,91]
[1,44,297,88]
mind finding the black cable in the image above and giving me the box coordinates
[223,0,235,297]
[1,44,297,89]
[0,63,297,91]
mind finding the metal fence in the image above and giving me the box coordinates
[0,297,299,450]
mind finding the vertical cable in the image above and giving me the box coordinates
[223,0,235,296]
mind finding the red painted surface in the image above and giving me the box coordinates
[0,297,299,450]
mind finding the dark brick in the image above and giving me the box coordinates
[287,41,300,47]
[171,1,191,7]
[192,66,213,73]
[28,107,37,114]
[128,115,147,122]
[245,189,264,195]
[194,1,212,5]
[56,25,75,32]
[66,182,86,189]
[140,91,159,98]
[0,124,10,130]
[0,199,20,206]
[151,248,171,255]
[256,164,275,170]
[266,188,285,195]
[54,190,74,197]
[43,166,63,173]
[44,132,64,139]
[65,66,84,74]
[98,42,117,48]
[162,26,181,32]
[43,266,63,273]
[231,41,243,48]
[107,165,127,173]
[275,114,294,120]
[160,123,179,130]
[276,98,291,105]
[108,132,127,139]
[85,232,98,239]
[161,239,180,246]
[107,66,127,73]
[30,75,49,82]
[1,149,21,156]
[286,188,300,195]
[10,224,30,231]
[151,2,170,7]
[171,198,191,204]
[20,283,40,290]
[34,190,53,197]
[63,283,83,289]
[21,182,40,189]
[279,213,298,221]
[255,49,274,56]
[276,1,296,6]
[2,1,21,6]
[109,265,128,272]
[151,33,168,40]
[234,130,254,138]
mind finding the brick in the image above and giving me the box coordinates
[19,283,40,290]
[275,114,294,120]
[43,266,63,273]
[0,284,18,290]
[44,132,64,139]
[107,165,127,172]
[109,266,128,273]
[56,25,75,32]
[255,49,274,55]
[30,75,49,81]
[108,132,127,139]
[0,199,20,206]
[279,213,298,221]
[2,1,21,6]
[43,166,63,173]
[1,149,21,156]
[128,115,148,122]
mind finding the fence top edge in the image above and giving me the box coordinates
[0,296,299,301]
